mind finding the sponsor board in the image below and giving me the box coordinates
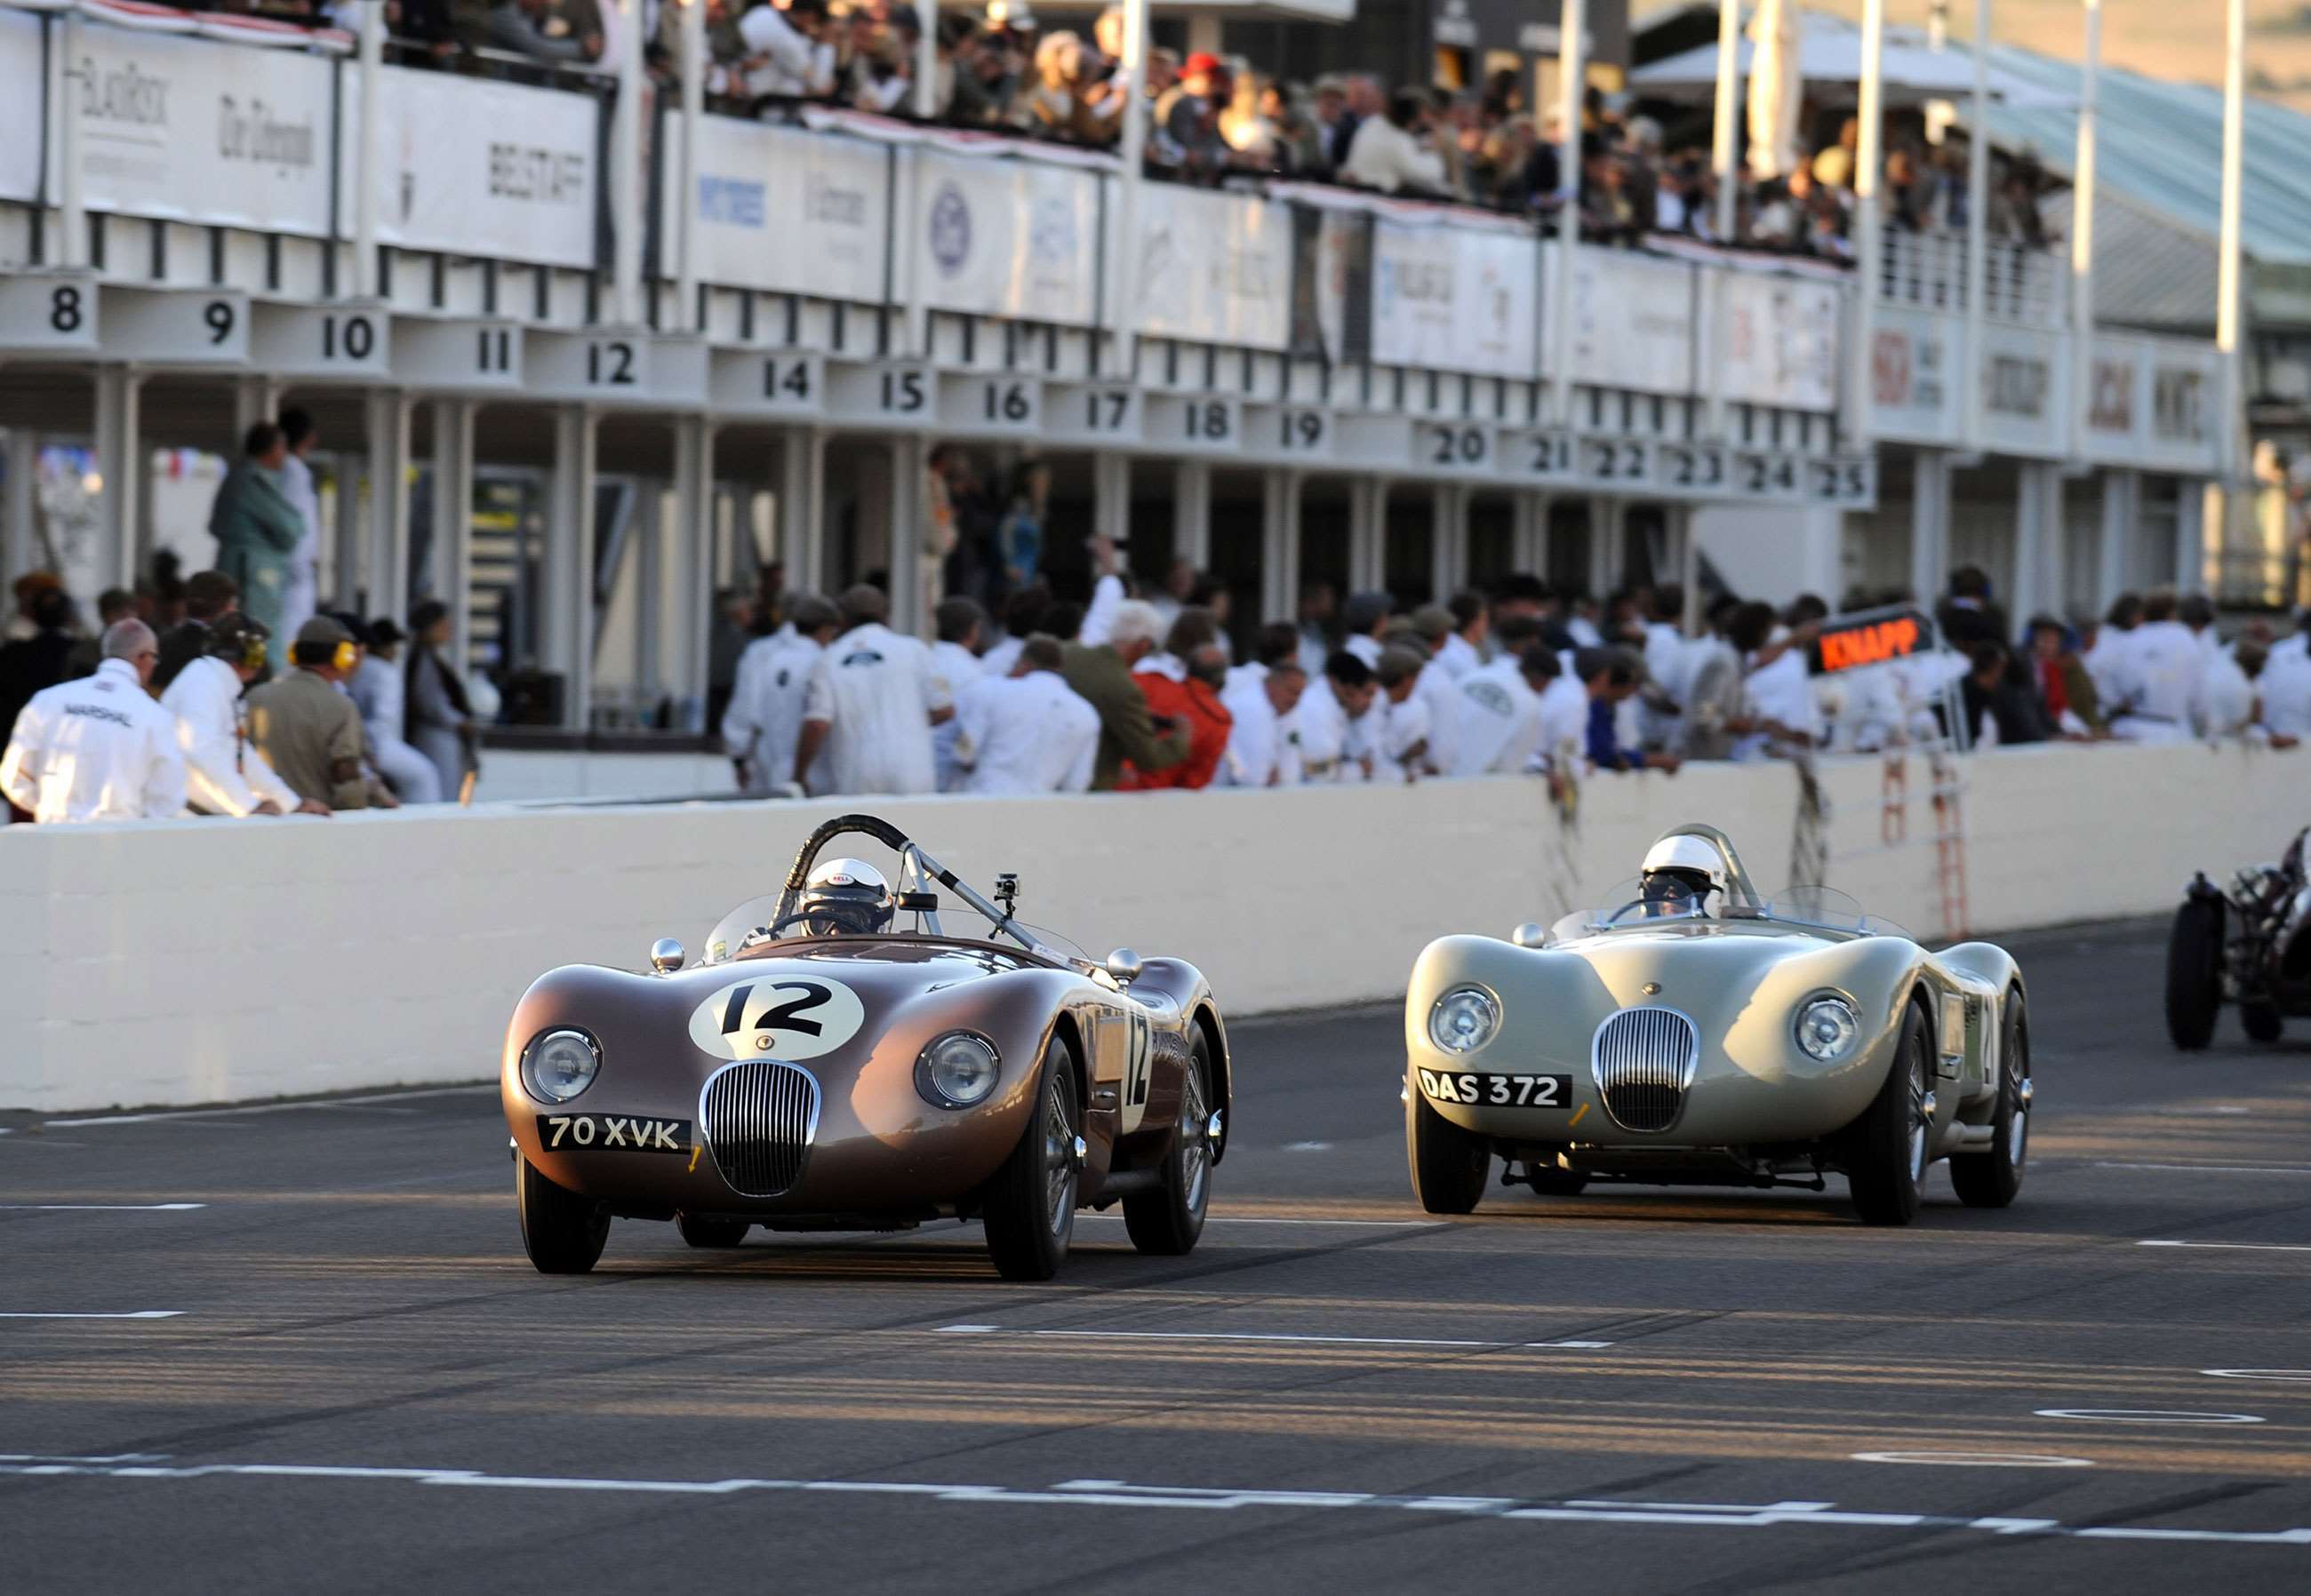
[0,8,40,204]
[914,150,1098,325]
[663,118,889,302]
[1368,222,1537,379]
[1136,182,1291,350]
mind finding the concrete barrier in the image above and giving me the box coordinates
[1,740,2291,1113]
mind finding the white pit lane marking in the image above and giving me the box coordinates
[2139,1239,2311,1254]
[930,1327,1613,1351]
[2100,1163,2311,1177]
[2205,1369,2311,1383]
[0,1203,207,1212]
[1283,1141,1333,1152]
[2035,1409,2266,1425]
[0,1311,184,1320]
[26,1453,2311,1545]
[1852,1452,2093,1469]
[1076,1215,1445,1228]
[44,1084,493,1129]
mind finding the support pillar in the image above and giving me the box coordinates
[428,398,476,674]
[2095,467,2136,610]
[1092,451,1132,549]
[1588,496,1625,598]
[889,435,924,638]
[331,451,361,609]
[547,405,600,730]
[2176,482,2208,594]
[364,390,413,623]
[1348,478,1387,592]
[779,427,824,593]
[2011,462,2062,629]
[1513,491,1547,574]
[674,414,716,731]
[635,481,663,711]
[1259,468,1302,623]
[1909,450,1950,605]
[231,376,279,441]
[1678,507,1702,636]
[1172,459,1211,570]
[92,366,144,594]
[1429,483,1466,602]
[3,429,38,585]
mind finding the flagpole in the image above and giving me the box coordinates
[1711,0,1740,241]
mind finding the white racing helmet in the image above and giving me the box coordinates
[1640,834,1729,914]
[796,857,893,937]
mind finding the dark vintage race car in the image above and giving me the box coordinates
[2168,826,2311,1048]
[500,814,1230,1280]
[1403,825,2032,1225]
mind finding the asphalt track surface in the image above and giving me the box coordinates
[5,919,2311,1593]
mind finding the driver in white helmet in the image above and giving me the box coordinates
[1638,834,1729,919]
[793,858,895,937]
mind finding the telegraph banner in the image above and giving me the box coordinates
[1368,220,1537,379]
[1551,249,1696,394]
[1135,182,1292,350]
[661,116,890,303]
[1719,271,1841,411]
[1867,305,1960,445]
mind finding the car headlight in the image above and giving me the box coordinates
[520,1027,601,1103]
[1428,986,1500,1055]
[1794,995,1860,1062]
[916,1031,1001,1108]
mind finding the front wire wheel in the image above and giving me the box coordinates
[981,1036,1081,1281]
[517,1154,611,1273]
[1123,1031,1213,1256]
[1950,993,2029,1209]
[1406,1087,1491,1215]
[1846,1004,1931,1225]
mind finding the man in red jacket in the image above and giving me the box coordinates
[1122,614,1235,791]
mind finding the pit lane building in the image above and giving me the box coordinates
[0,0,2237,792]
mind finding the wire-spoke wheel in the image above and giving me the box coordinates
[982,1035,1080,1281]
[516,1154,610,1273]
[1124,1030,1213,1256]
[1406,1089,1490,1215]
[1846,1004,1931,1226]
[1952,993,2030,1209]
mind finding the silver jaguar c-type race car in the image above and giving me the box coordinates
[1403,825,2032,1225]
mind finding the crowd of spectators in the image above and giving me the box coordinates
[170,0,2063,262]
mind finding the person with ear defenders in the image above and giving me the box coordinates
[158,612,325,818]
[244,617,398,812]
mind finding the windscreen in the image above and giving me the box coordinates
[700,890,1086,967]
[1547,877,1713,945]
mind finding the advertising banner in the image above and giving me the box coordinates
[2082,335,2140,458]
[342,66,600,267]
[0,8,42,204]
[1368,220,1537,378]
[2147,345,2218,466]
[1867,305,1959,445]
[1719,272,1841,411]
[913,149,1098,326]
[72,22,334,235]
[1978,321,2065,458]
[1555,250,1695,394]
[661,117,889,302]
[1136,183,1292,350]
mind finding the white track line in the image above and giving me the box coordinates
[1075,1215,1444,1228]
[0,1203,206,1212]
[2100,1163,2311,1177]
[2139,1239,2311,1254]
[5,1454,2308,1545]
[0,1311,183,1321]
[936,1326,1613,1350]
[44,1085,492,1129]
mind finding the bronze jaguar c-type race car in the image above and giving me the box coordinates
[500,815,1229,1280]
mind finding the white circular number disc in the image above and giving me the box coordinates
[688,976,867,1062]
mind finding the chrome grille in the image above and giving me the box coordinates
[1590,1007,1699,1133]
[700,1062,821,1197]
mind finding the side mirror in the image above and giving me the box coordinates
[1510,922,1548,949]
[1105,947,1144,986]
[650,938,685,974]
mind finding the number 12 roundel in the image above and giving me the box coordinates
[686,977,868,1061]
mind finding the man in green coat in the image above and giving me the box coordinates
[1060,598,1189,791]
[208,422,305,641]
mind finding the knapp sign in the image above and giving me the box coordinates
[1812,609,1931,675]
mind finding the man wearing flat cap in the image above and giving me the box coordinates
[245,617,398,812]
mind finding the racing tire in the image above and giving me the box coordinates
[676,1214,750,1249]
[1123,1030,1213,1257]
[2242,1002,2284,1043]
[981,1036,1081,1281]
[1406,1089,1490,1215]
[1844,1004,1931,1226]
[517,1154,610,1274]
[1950,994,2029,1209]
[2165,897,2224,1050]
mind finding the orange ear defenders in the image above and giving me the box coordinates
[330,640,357,673]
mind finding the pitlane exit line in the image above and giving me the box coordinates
[0,1203,207,1212]
[935,1325,1615,1349]
[2,1453,2307,1548]
[2139,1240,2311,1254]
[0,1311,184,1320]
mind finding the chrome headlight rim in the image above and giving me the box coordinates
[1427,984,1502,1056]
[1793,992,1862,1063]
[519,1025,602,1104]
[915,1029,1002,1110]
